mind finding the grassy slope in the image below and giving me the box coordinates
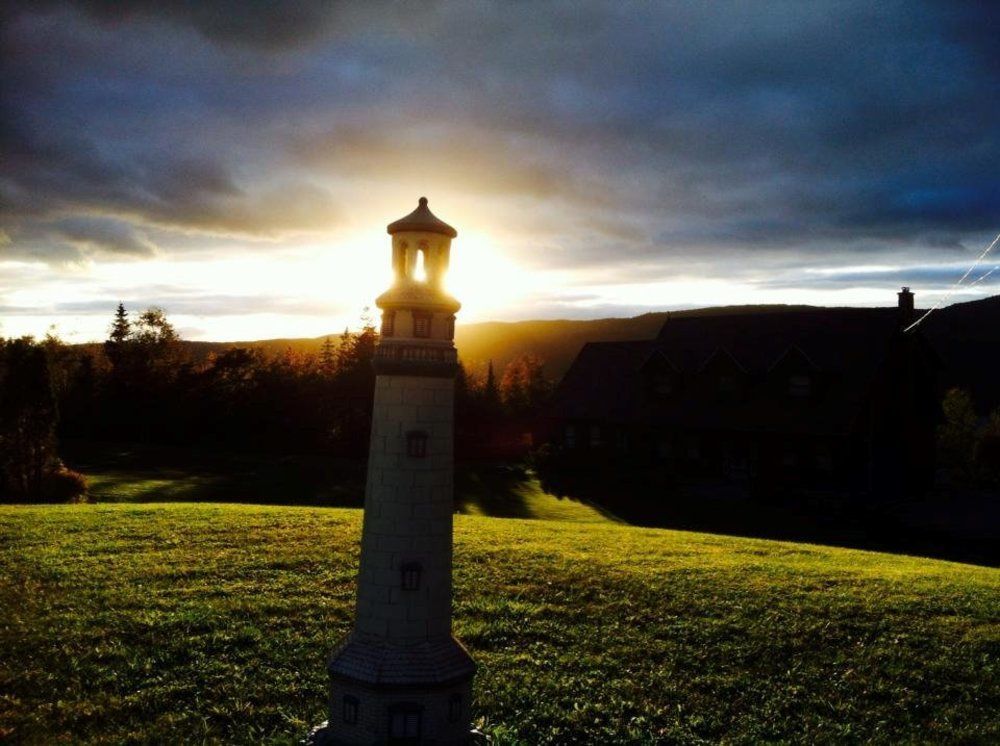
[1,504,997,745]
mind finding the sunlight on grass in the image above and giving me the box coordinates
[1,503,996,744]
[457,472,615,523]
[85,472,223,502]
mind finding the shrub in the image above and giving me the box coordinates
[42,468,88,503]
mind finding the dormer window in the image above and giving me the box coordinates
[653,375,673,395]
[406,430,428,458]
[381,311,396,337]
[789,375,811,397]
[641,352,677,397]
[413,312,431,338]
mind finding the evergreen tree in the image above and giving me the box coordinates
[484,359,500,412]
[336,326,355,371]
[319,336,337,376]
[104,302,131,370]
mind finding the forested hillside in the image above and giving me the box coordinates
[69,297,997,389]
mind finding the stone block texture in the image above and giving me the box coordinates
[327,373,474,744]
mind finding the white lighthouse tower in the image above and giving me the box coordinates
[322,198,476,744]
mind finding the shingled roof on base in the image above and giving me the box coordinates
[387,196,457,238]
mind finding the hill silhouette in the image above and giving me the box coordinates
[70,296,999,399]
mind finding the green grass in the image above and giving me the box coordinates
[1,503,997,744]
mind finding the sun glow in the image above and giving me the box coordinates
[444,231,546,320]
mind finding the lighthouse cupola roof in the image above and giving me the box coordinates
[387,197,457,238]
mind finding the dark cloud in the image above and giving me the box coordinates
[1,117,340,257]
[1,0,997,277]
[52,216,157,257]
[2,0,353,50]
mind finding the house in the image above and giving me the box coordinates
[544,289,940,498]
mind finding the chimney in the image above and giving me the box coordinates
[897,286,915,328]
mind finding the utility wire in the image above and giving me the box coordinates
[964,265,998,290]
[904,232,1000,333]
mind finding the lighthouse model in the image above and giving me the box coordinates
[325,198,476,744]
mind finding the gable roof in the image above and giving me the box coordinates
[655,307,901,376]
[549,306,917,436]
[546,340,653,424]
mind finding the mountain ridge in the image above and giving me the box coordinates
[68,296,999,401]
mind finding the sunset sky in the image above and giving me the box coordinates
[2,1,998,342]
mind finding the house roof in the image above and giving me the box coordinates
[548,307,916,436]
[546,340,653,425]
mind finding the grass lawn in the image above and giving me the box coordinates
[1,503,997,744]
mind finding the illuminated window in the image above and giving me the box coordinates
[342,695,358,725]
[406,431,428,458]
[448,693,462,723]
[381,311,395,337]
[413,313,431,338]
[388,704,422,741]
[401,561,422,591]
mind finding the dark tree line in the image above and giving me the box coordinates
[57,304,387,456]
[0,334,87,500]
[1,304,553,500]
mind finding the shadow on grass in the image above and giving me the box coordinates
[64,440,366,508]
[455,462,533,518]
[63,441,612,523]
[535,452,1000,566]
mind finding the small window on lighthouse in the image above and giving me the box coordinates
[401,561,422,590]
[342,695,359,725]
[389,704,422,740]
[381,311,395,337]
[413,312,432,338]
[406,430,428,458]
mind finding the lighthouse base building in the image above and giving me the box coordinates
[312,199,476,745]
